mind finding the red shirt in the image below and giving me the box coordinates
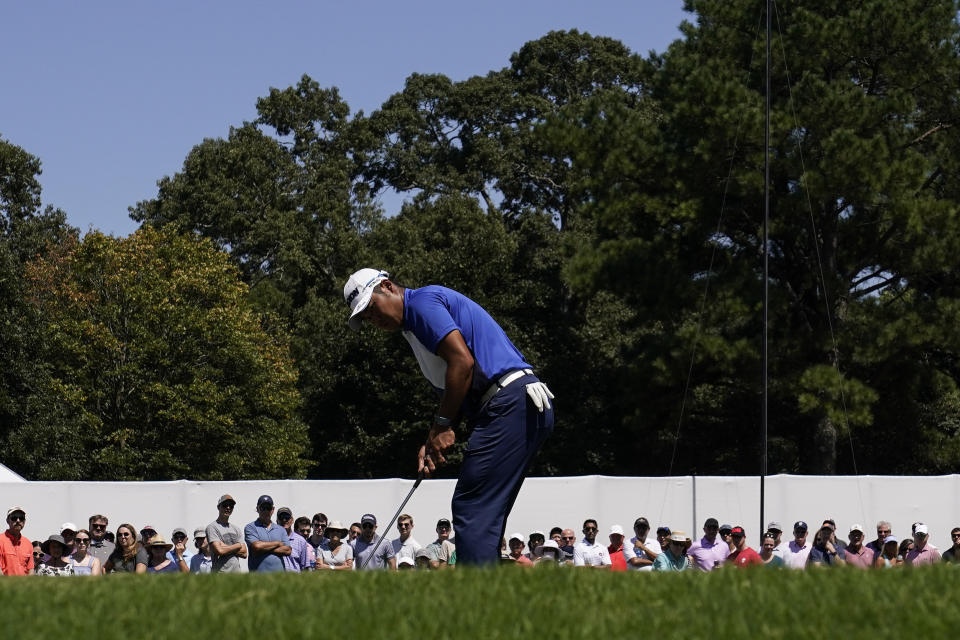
[728,546,762,567]
[608,543,628,571]
[0,530,34,575]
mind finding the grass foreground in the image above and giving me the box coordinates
[3,564,959,638]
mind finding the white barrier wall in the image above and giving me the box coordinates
[2,474,957,550]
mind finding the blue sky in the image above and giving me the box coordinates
[2,1,689,236]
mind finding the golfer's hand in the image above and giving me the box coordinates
[429,425,455,453]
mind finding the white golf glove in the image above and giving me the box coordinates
[525,382,554,412]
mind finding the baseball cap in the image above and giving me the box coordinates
[657,526,671,536]
[609,524,625,536]
[767,521,782,532]
[634,517,650,529]
[730,526,745,536]
[436,518,452,529]
[884,535,899,545]
[509,532,525,542]
[60,522,78,534]
[915,523,929,536]
[256,495,274,509]
[277,507,293,518]
[398,556,415,566]
[849,524,864,534]
[172,527,188,538]
[217,494,235,506]
[193,528,206,539]
[704,518,719,528]
[719,523,733,533]
[529,530,545,538]
[361,513,377,525]
[6,506,25,518]
[344,268,390,330]
[794,521,808,531]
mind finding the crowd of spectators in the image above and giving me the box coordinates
[3,498,958,575]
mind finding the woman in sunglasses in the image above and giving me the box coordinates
[35,535,74,576]
[103,523,148,574]
[68,528,102,576]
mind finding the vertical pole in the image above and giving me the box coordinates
[761,0,771,539]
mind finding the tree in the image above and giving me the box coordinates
[13,226,310,480]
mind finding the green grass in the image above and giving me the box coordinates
[4,565,960,639]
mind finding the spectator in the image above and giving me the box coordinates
[843,524,874,569]
[140,525,158,545]
[59,522,78,556]
[392,514,422,563]
[398,556,416,570]
[726,526,762,567]
[549,527,563,544]
[688,518,728,571]
[206,494,247,573]
[535,539,562,565]
[32,541,43,567]
[277,506,312,572]
[423,518,456,570]
[905,523,942,566]
[87,514,115,565]
[652,532,691,572]
[414,547,433,570]
[145,535,188,573]
[759,532,784,568]
[820,518,847,551]
[942,527,960,564]
[317,521,354,570]
[244,494,291,573]
[898,538,915,562]
[0,506,33,576]
[167,528,194,566]
[875,535,901,568]
[308,513,329,554]
[526,531,546,561]
[783,521,812,570]
[573,519,611,568]
[190,528,213,573]
[559,528,576,565]
[624,517,661,571]
[348,523,362,545]
[68,529,102,576]
[103,523,147,574]
[807,524,846,567]
[295,517,317,569]
[35,535,75,576]
[353,514,396,570]
[607,525,628,571]
[507,533,533,566]
[766,521,784,558]
[866,520,891,557]
[656,526,672,551]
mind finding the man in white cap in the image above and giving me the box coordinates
[906,523,942,566]
[507,533,533,566]
[343,268,555,566]
[843,524,874,569]
[205,493,247,573]
[607,525,627,571]
[1,507,33,575]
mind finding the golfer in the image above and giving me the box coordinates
[344,269,555,565]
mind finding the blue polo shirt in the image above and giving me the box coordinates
[402,286,530,406]
[244,520,289,573]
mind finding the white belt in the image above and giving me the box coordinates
[480,368,533,406]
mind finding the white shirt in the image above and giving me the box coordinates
[573,539,611,567]
[783,539,811,569]
[623,535,662,571]
[392,536,422,561]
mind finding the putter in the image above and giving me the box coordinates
[358,472,425,569]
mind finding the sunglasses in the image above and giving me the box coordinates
[277,514,292,522]
[398,522,412,528]
[91,524,106,530]
[75,537,90,544]
[562,536,576,540]
[220,503,235,510]
[361,523,375,529]
[173,534,187,541]
[583,526,597,532]
[8,515,24,522]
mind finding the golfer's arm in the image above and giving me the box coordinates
[436,330,474,421]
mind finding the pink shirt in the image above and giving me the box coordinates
[843,545,875,569]
[688,537,729,571]
[906,543,942,566]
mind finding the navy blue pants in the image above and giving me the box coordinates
[452,373,554,565]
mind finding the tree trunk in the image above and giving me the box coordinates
[810,414,837,474]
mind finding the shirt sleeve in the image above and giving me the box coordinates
[405,290,459,353]
[573,544,585,567]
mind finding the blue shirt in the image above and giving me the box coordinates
[402,286,530,407]
[282,531,312,572]
[244,520,290,573]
